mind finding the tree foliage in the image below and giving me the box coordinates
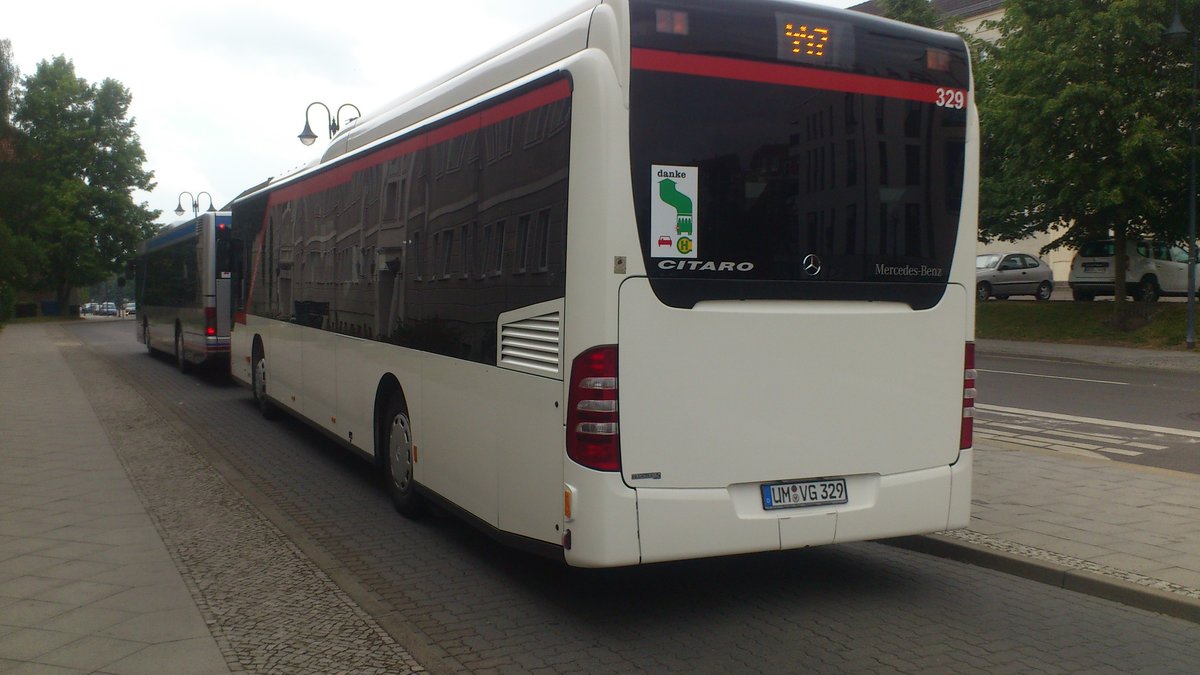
[0,39,28,302]
[876,0,957,31]
[0,39,16,126]
[0,51,158,311]
[976,0,1193,315]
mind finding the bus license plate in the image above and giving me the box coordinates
[761,478,848,510]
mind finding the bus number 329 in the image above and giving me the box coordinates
[935,87,967,109]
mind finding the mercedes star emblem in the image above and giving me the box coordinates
[802,254,822,277]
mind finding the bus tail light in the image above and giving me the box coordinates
[961,342,976,449]
[205,306,217,337]
[567,346,621,471]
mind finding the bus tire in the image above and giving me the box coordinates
[144,319,154,354]
[175,330,192,374]
[253,351,277,420]
[384,396,425,518]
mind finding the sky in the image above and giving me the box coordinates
[5,0,858,228]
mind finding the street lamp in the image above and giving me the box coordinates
[298,102,361,146]
[174,191,217,218]
[1165,3,1197,350]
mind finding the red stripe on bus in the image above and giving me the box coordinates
[631,48,956,105]
[267,78,571,208]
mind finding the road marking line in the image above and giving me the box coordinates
[975,426,1019,437]
[985,434,1057,450]
[1036,427,1138,444]
[1097,447,1144,457]
[976,369,1129,386]
[980,420,1149,456]
[1049,445,1111,460]
[981,421,1042,433]
[1040,438,1103,451]
[981,420,1131,447]
[1127,441,1169,450]
[978,412,1126,439]
[977,404,1200,440]
[976,432,1115,459]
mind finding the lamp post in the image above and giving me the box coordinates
[174,191,216,218]
[298,102,361,146]
[1165,3,1197,350]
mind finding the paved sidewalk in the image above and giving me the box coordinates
[1,322,423,673]
[893,338,1200,623]
[0,323,229,673]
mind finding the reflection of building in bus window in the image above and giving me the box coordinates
[256,79,570,365]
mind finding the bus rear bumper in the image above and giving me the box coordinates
[635,454,972,565]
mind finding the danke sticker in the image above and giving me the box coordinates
[651,165,698,259]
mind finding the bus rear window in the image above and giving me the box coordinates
[629,0,969,309]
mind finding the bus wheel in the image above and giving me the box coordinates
[253,353,277,420]
[385,397,425,518]
[144,320,153,354]
[175,331,192,374]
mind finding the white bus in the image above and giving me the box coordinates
[137,211,239,373]
[230,0,977,567]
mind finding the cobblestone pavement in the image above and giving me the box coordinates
[66,320,1200,673]
[52,322,423,673]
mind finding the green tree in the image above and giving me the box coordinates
[0,39,32,320]
[876,0,954,30]
[0,39,16,126]
[1,55,157,310]
[977,0,1191,322]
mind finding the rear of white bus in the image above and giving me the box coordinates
[563,0,976,566]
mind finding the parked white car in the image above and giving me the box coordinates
[1068,239,1195,302]
[976,252,1055,301]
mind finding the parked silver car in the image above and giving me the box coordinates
[976,253,1055,302]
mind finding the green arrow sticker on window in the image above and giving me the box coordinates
[658,179,693,236]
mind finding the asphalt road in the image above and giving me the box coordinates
[69,319,1200,673]
[977,353,1200,474]
[977,353,1200,429]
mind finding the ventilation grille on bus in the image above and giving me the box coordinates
[499,310,561,377]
